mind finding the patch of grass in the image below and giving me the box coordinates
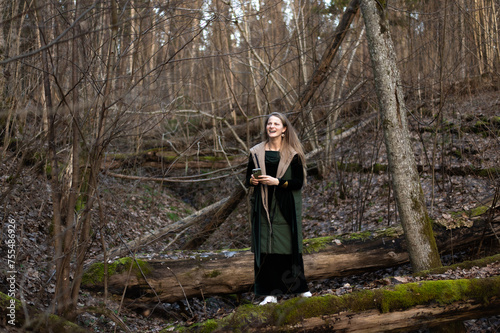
[477,167,500,178]
[372,163,387,173]
[166,212,180,221]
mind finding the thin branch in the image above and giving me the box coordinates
[106,168,245,183]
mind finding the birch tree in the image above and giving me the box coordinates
[360,0,442,272]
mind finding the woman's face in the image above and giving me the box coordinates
[266,115,286,139]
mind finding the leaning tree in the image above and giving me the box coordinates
[360,0,442,272]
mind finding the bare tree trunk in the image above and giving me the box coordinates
[290,0,360,125]
[33,0,65,315]
[360,0,442,272]
[459,0,467,79]
[238,0,264,132]
[66,0,83,314]
[32,0,120,319]
[292,0,319,150]
[324,24,365,176]
[1,0,25,153]
[492,0,500,70]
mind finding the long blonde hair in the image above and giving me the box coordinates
[265,112,307,180]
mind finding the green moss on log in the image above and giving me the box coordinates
[0,292,22,313]
[469,205,489,217]
[302,236,336,253]
[348,231,372,241]
[25,313,88,333]
[375,226,403,238]
[180,275,500,332]
[204,270,222,278]
[82,257,152,286]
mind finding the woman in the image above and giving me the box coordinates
[246,112,312,305]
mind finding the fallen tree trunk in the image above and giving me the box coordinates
[182,186,247,250]
[82,216,500,306]
[82,233,408,305]
[179,275,500,332]
[291,300,500,333]
[226,279,500,333]
[90,189,246,264]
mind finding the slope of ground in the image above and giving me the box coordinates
[0,90,499,332]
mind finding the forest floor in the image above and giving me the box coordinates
[1,91,499,332]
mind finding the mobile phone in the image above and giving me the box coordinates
[252,168,262,177]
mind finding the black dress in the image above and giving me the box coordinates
[246,151,308,296]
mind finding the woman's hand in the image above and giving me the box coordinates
[250,174,260,186]
[255,175,279,186]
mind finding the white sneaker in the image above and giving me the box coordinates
[300,291,312,298]
[259,296,278,305]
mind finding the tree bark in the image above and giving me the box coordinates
[360,0,442,272]
[82,218,500,306]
